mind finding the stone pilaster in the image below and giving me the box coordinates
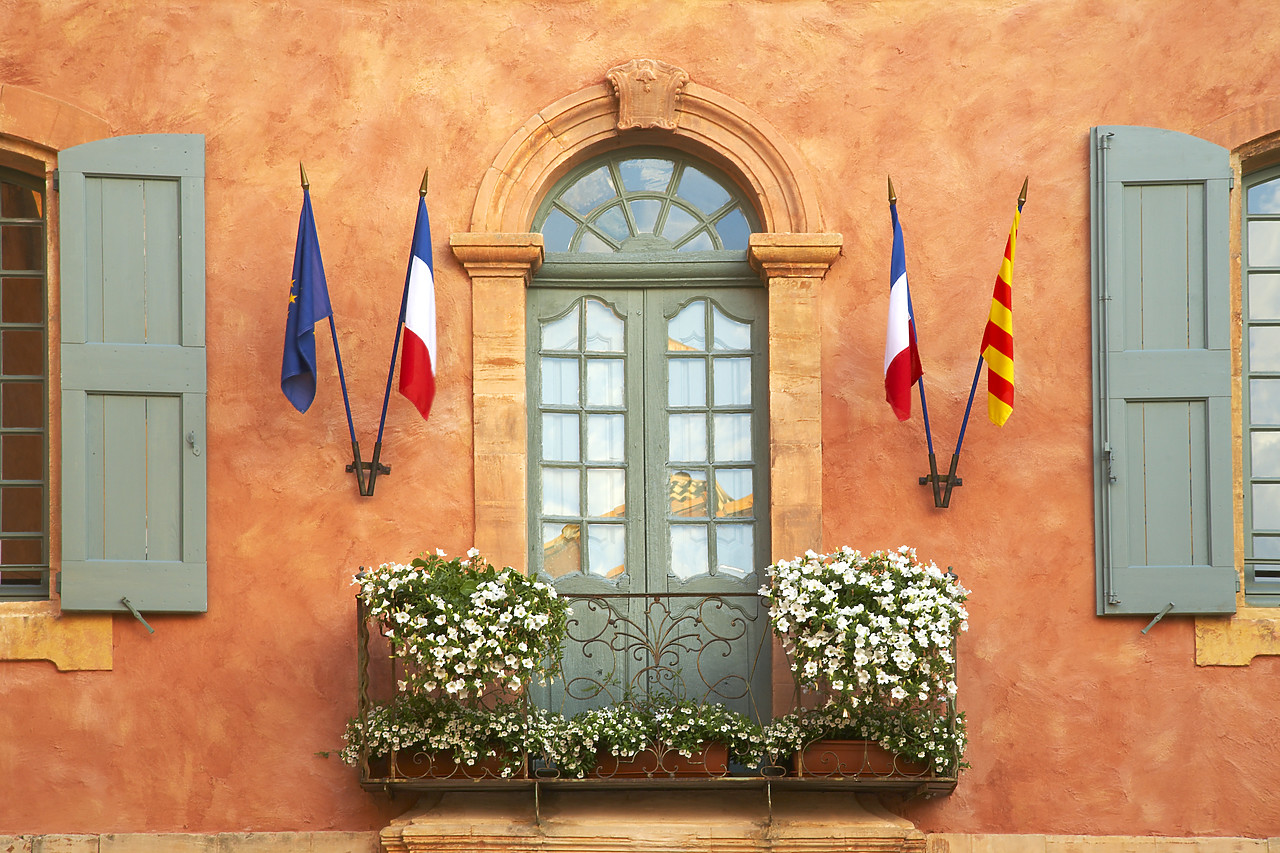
[449,233,543,573]
[748,233,842,565]
[749,232,841,712]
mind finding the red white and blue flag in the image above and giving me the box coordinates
[398,197,436,420]
[884,202,924,420]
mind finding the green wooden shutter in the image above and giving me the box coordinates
[1091,125,1236,616]
[58,134,206,613]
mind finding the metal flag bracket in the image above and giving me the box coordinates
[346,440,392,497]
[919,453,962,508]
[914,176,1027,510]
[348,168,432,498]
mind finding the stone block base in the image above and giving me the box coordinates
[380,790,927,853]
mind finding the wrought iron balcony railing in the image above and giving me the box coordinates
[355,592,958,797]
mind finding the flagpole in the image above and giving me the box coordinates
[917,374,943,507]
[890,176,944,507]
[301,163,369,495]
[944,177,1028,506]
[369,168,429,493]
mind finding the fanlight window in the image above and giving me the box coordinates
[535,151,758,253]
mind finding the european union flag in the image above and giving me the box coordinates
[281,188,332,412]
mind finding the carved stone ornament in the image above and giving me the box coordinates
[607,59,690,131]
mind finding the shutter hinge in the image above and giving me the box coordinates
[1230,175,1236,190]
[1102,442,1117,482]
[1097,131,1114,151]
[52,170,59,192]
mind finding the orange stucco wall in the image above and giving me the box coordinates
[2,0,1279,838]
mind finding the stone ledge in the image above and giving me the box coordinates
[0,833,379,853]
[938,834,1280,853]
[381,791,925,853]
[7,832,1274,853]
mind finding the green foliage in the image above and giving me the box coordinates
[761,546,970,770]
[346,545,970,777]
[356,549,569,699]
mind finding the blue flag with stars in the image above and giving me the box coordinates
[281,188,332,412]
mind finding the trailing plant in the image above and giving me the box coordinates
[760,546,969,771]
[343,695,766,778]
[356,549,568,699]
[761,546,967,710]
[759,700,966,772]
[340,694,529,777]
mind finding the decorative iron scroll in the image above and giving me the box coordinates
[537,594,766,717]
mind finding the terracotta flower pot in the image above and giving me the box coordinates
[792,739,929,778]
[393,749,525,779]
[593,742,729,778]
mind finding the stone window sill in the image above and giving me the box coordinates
[0,601,112,670]
[1196,607,1280,665]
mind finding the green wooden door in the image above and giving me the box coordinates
[528,281,769,719]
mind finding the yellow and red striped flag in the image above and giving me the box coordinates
[979,183,1025,426]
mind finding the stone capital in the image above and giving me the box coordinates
[449,233,544,277]
[748,233,843,281]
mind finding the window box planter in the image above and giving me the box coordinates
[792,740,928,778]
[391,750,527,780]
[593,742,729,778]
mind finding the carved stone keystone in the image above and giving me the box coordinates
[607,58,689,131]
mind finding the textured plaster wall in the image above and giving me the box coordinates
[1,0,1279,839]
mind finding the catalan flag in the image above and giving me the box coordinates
[979,188,1024,426]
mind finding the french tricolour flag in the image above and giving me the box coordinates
[398,197,436,420]
[884,202,923,421]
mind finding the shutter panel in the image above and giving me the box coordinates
[1091,126,1236,616]
[58,134,206,613]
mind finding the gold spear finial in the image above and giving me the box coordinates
[299,162,309,190]
[1019,176,1029,206]
[420,168,429,198]
[888,175,897,205]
